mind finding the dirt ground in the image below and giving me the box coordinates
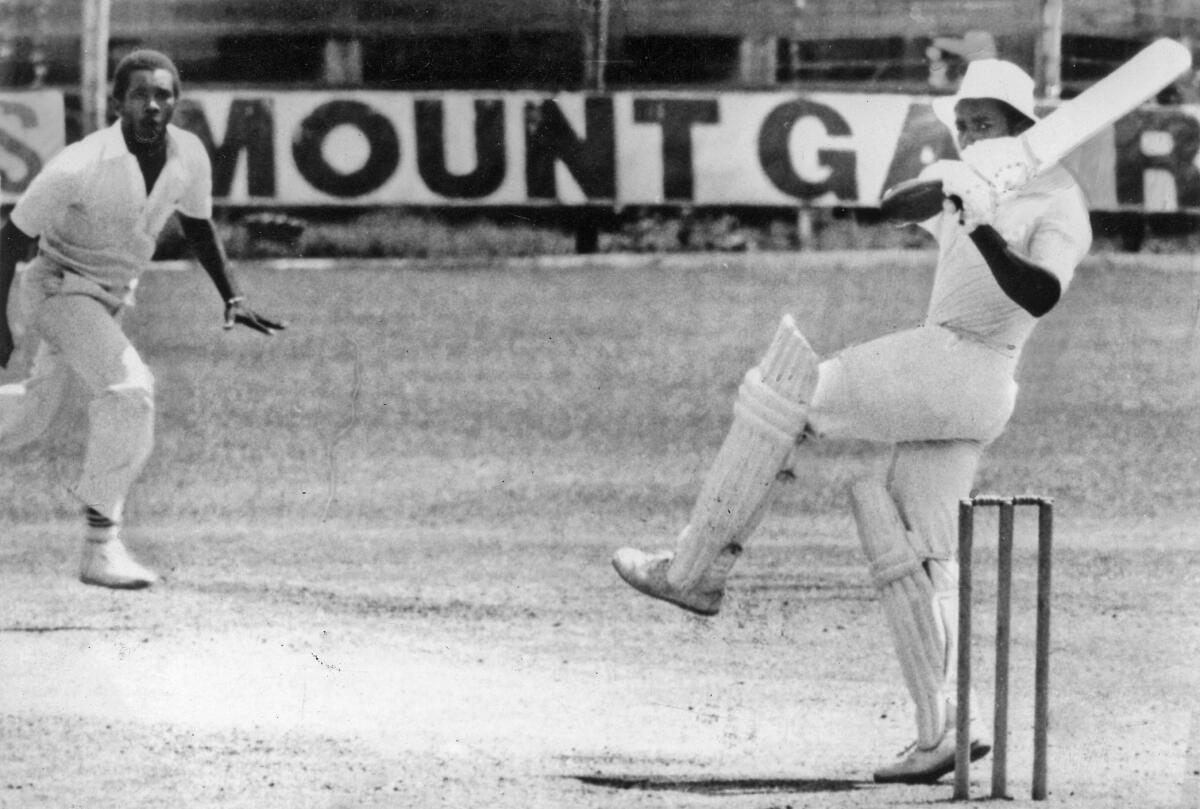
[2,510,1197,809]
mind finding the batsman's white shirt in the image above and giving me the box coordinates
[924,165,1091,355]
[808,165,1091,443]
[10,121,212,300]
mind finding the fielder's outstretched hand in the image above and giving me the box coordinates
[224,297,285,335]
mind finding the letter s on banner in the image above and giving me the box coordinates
[0,94,66,196]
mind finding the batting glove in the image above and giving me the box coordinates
[960,136,1038,198]
[224,297,285,335]
[921,160,997,232]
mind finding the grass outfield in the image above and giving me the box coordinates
[1,251,1198,809]
[6,249,1196,527]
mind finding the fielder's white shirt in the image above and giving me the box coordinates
[921,164,1092,356]
[10,121,212,292]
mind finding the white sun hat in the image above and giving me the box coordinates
[932,58,1039,131]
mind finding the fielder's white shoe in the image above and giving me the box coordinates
[611,548,724,616]
[79,538,159,590]
[873,727,992,785]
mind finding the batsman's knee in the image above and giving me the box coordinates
[886,440,983,558]
[849,479,923,588]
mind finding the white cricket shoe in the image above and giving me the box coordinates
[79,538,159,590]
[873,727,992,785]
[611,548,724,616]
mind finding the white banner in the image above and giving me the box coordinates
[173,89,957,207]
[6,88,1200,212]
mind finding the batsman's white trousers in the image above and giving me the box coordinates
[0,257,154,522]
[804,326,1007,743]
[807,324,1018,445]
[803,323,1015,556]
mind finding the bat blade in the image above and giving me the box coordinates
[1023,38,1192,171]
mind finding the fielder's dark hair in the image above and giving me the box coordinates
[111,49,181,100]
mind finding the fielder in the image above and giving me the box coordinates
[0,49,282,589]
[612,59,1092,784]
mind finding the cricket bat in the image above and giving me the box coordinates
[1022,37,1192,172]
[881,38,1193,220]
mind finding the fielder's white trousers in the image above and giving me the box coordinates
[0,257,154,522]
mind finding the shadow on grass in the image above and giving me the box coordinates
[571,774,866,794]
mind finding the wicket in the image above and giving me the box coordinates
[954,495,1054,801]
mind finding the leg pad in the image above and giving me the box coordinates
[851,479,948,748]
[666,315,818,591]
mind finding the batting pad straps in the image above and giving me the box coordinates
[851,480,948,747]
[734,367,809,443]
[732,313,815,443]
[868,545,925,588]
[665,315,818,592]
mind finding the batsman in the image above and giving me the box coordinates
[612,58,1092,784]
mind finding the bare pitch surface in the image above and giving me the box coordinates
[1,252,1197,808]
